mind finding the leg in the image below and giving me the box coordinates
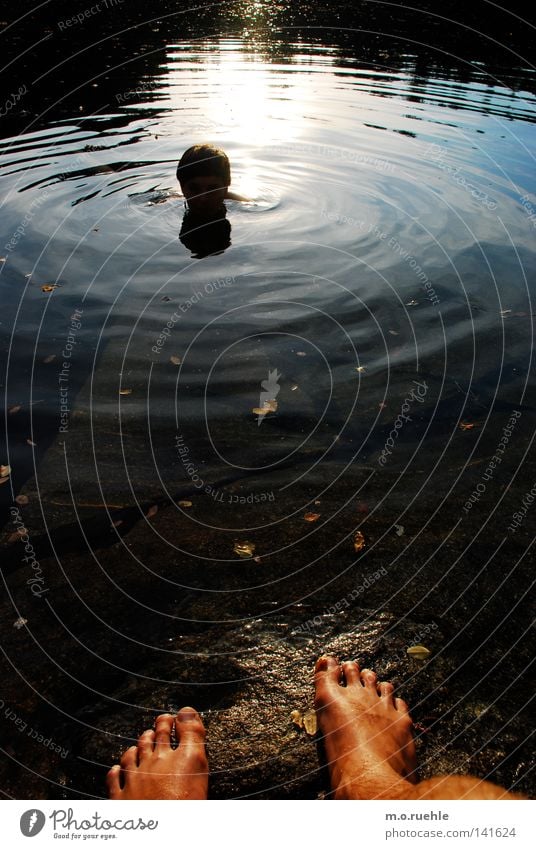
[315,656,523,800]
[107,707,208,800]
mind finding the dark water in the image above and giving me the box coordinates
[0,1,535,799]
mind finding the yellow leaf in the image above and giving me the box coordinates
[355,366,366,373]
[41,284,59,293]
[0,464,11,478]
[290,710,303,728]
[119,388,132,396]
[234,540,255,558]
[353,530,365,552]
[178,500,192,508]
[303,710,317,736]
[252,399,277,416]
[407,645,431,659]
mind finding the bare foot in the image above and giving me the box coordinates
[107,707,208,800]
[315,656,417,799]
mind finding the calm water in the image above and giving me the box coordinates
[1,1,535,799]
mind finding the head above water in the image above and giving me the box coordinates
[177,144,231,214]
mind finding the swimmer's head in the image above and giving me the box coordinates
[177,144,230,214]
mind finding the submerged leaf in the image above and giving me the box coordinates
[233,540,256,558]
[43,354,56,364]
[394,524,405,536]
[0,464,11,478]
[353,530,366,552]
[304,512,320,523]
[146,504,158,519]
[15,494,29,506]
[8,405,21,415]
[13,617,27,629]
[459,422,475,431]
[407,645,431,659]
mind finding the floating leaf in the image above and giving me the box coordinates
[405,299,418,306]
[146,504,158,519]
[303,709,317,736]
[170,355,181,365]
[178,500,192,508]
[26,439,36,447]
[291,709,303,729]
[252,399,277,416]
[296,351,307,357]
[233,540,256,558]
[304,512,320,523]
[0,464,11,478]
[119,388,132,396]
[389,330,399,335]
[314,499,321,505]
[407,645,431,659]
[15,494,29,506]
[459,422,475,431]
[291,384,298,391]
[13,617,27,630]
[41,284,59,293]
[112,519,123,528]
[43,354,56,364]
[355,366,366,373]
[0,257,6,262]
[394,524,405,536]
[253,555,262,563]
[161,295,171,302]
[378,402,387,410]
[353,530,366,552]
[500,309,512,317]
[8,405,21,415]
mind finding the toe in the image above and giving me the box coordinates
[175,708,207,770]
[361,668,378,688]
[341,660,361,686]
[106,764,122,798]
[314,655,341,708]
[137,729,155,761]
[379,681,395,705]
[120,745,138,770]
[395,697,410,715]
[154,714,174,750]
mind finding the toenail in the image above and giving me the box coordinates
[178,708,197,721]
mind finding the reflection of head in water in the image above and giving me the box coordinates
[179,208,231,258]
[177,144,232,257]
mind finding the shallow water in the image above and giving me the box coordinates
[1,1,535,799]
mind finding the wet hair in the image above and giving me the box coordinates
[176,144,231,187]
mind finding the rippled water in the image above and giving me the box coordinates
[2,36,535,519]
[1,7,535,800]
